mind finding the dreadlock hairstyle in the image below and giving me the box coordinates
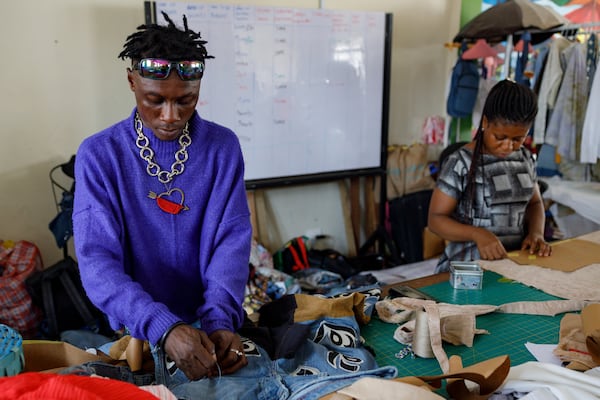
[462,79,538,223]
[118,11,214,62]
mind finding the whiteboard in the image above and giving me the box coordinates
[148,2,391,187]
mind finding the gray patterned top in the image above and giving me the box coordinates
[435,146,537,273]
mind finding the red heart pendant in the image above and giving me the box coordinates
[148,188,189,214]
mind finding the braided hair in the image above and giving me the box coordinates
[463,79,538,221]
[118,11,214,62]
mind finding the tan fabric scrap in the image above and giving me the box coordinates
[480,230,600,301]
[334,377,445,400]
[554,313,599,371]
[376,297,589,374]
[582,303,600,364]
[294,292,370,325]
[498,300,587,316]
[440,314,480,347]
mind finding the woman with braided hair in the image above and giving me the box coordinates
[429,79,552,273]
[73,12,251,383]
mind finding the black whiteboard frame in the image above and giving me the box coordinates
[144,2,392,190]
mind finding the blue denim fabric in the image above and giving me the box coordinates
[60,361,154,386]
[294,268,344,291]
[60,329,113,351]
[157,337,396,400]
[153,313,397,399]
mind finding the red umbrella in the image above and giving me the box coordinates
[565,0,600,24]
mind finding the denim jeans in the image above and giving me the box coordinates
[153,316,397,400]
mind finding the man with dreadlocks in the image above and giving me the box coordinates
[72,12,251,382]
[429,79,552,273]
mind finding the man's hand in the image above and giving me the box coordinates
[163,324,217,380]
[209,330,248,375]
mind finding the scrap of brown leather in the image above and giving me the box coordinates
[322,354,511,400]
[555,303,600,370]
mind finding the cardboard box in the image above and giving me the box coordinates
[22,340,103,373]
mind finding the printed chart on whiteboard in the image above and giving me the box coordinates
[150,2,390,186]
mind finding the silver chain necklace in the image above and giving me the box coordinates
[134,113,191,214]
[134,113,191,184]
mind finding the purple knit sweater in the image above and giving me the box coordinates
[73,109,251,345]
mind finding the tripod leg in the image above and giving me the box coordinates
[359,225,401,266]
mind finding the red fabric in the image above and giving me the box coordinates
[0,241,43,338]
[0,372,158,400]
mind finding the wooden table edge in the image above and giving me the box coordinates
[381,272,449,297]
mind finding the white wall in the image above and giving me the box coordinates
[0,0,460,266]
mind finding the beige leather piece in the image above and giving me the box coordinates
[330,377,445,400]
[376,297,588,374]
[323,355,510,400]
[554,304,600,370]
[481,230,600,301]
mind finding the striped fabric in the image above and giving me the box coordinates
[0,241,43,338]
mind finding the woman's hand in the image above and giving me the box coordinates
[474,228,507,260]
[521,233,552,257]
[209,330,248,375]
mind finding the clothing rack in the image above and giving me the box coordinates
[444,22,600,148]
[558,22,600,33]
[502,22,600,78]
[534,23,600,180]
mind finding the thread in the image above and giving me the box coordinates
[412,308,435,358]
[214,362,222,382]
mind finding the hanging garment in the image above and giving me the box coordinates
[447,42,481,118]
[545,42,588,161]
[472,77,497,128]
[531,45,549,92]
[533,36,571,144]
[581,47,600,164]
[515,31,532,87]
[586,33,598,89]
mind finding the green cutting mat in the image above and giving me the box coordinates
[361,271,564,378]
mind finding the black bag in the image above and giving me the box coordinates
[25,256,111,340]
[388,189,433,264]
[307,249,357,279]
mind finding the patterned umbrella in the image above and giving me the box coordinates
[454,0,569,44]
[565,0,600,24]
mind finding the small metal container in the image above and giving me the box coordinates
[449,261,483,290]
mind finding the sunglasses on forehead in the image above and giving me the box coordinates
[133,58,205,81]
